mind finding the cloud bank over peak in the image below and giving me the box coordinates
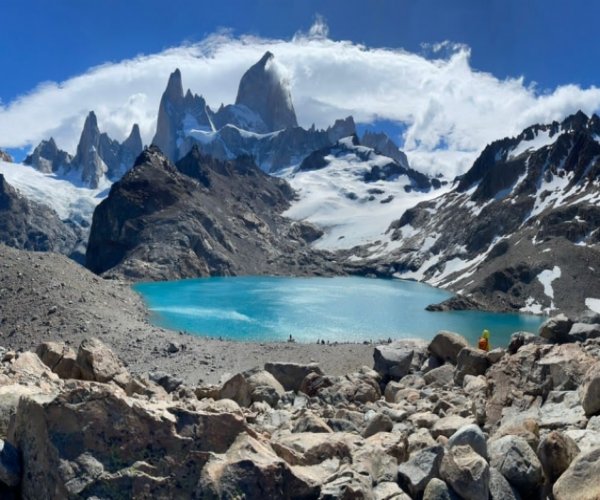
[1,18,600,177]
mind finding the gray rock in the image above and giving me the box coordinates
[536,430,579,484]
[568,322,600,341]
[539,314,573,343]
[423,478,457,500]
[424,364,455,387]
[489,467,520,500]
[487,348,505,364]
[292,411,332,433]
[431,415,474,439]
[0,439,21,488]
[488,435,543,497]
[149,371,184,393]
[580,362,600,417]
[363,413,394,438]
[397,445,444,497]
[429,331,470,364]
[564,429,600,455]
[507,331,545,354]
[373,481,409,500]
[455,347,489,384]
[447,424,488,460]
[553,446,600,500]
[235,51,298,132]
[264,361,323,392]
[440,444,490,500]
[373,341,421,381]
[539,390,587,429]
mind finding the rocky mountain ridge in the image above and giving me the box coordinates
[151,52,412,175]
[25,111,143,188]
[0,174,84,259]
[86,145,341,280]
[354,111,600,317]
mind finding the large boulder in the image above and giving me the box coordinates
[455,347,489,384]
[428,331,469,364]
[220,369,285,407]
[373,340,427,381]
[488,435,543,497]
[264,361,322,392]
[198,434,319,499]
[36,342,81,379]
[10,384,247,498]
[536,431,579,484]
[440,444,490,500]
[76,338,129,384]
[271,432,356,466]
[580,362,600,417]
[352,432,409,484]
[397,445,444,497]
[447,424,488,460]
[553,446,600,500]
[567,322,600,342]
[539,390,587,429]
[507,331,545,354]
[539,314,573,343]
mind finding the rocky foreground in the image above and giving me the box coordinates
[0,315,599,498]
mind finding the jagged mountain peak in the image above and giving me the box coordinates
[234,51,298,132]
[164,68,184,102]
[123,123,143,153]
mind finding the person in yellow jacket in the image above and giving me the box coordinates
[478,329,491,352]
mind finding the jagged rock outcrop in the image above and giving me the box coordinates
[0,149,13,163]
[152,69,214,161]
[361,130,409,169]
[234,51,298,132]
[378,111,600,316]
[26,114,142,188]
[23,137,72,173]
[86,145,339,280]
[70,111,108,188]
[0,174,82,257]
[149,55,411,174]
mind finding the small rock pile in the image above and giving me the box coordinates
[0,314,599,498]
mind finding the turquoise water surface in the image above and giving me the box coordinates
[134,276,544,346]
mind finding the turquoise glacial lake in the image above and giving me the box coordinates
[134,276,544,346]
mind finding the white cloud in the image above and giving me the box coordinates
[1,19,600,177]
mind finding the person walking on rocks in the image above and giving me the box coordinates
[478,329,490,351]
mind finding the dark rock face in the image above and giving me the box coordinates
[361,130,409,169]
[381,111,600,316]
[0,174,82,257]
[86,146,340,280]
[234,51,298,132]
[24,138,72,173]
[297,136,434,191]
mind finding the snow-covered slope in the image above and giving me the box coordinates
[362,111,600,316]
[283,137,447,250]
[0,160,107,225]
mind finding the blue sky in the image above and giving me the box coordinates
[2,0,600,175]
[2,0,599,102]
